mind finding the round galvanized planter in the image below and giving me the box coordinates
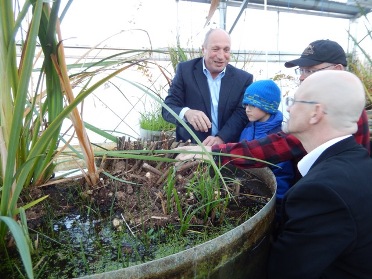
[80,167,276,279]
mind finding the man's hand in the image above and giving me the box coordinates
[174,145,212,162]
[202,136,224,146]
[184,109,211,132]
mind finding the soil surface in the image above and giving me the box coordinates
[21,136,273,233]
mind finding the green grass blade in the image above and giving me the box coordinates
[1,0,44,216]
[0,216,34,279]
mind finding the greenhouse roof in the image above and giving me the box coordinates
[180,0,372,20]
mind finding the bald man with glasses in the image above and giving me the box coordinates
[268,70,372,279]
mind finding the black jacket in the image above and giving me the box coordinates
[162,57,253,143]
[268,136,372,279]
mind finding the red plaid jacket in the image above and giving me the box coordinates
[212,110,370,168]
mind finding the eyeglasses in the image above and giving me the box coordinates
[285,97,318,107]
[294,64,336,76]
[243,104,256,110]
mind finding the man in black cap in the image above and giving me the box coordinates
[283,39,370,154]
[285,39,348,83]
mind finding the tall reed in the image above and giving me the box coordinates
[0,1,150,277]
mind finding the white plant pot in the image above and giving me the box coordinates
[139,128,174,141]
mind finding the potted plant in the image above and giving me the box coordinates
[139,104,176,141]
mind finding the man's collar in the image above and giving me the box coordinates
[298,135,351,176]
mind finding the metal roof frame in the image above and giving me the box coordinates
[179,0,372,33]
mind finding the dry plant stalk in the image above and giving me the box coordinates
[51,18,98,186]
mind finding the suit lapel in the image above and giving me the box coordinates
[218,66,234,123]
[194,59,211,117]
[311,137,356,170]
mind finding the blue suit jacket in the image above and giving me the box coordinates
[268,136,372,279]
[162,57,253,143]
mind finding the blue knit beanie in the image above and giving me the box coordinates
[242,79,281,114]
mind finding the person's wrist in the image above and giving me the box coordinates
[215,135,225,144]
[180,107,190,122]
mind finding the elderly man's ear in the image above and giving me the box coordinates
[309,104,326,125]
[332,64,344,70]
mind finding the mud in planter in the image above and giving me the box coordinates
[79,167,277,279]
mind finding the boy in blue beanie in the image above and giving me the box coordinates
[240,79,294,221]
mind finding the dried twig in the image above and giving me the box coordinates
[142,162,163,176]
[156,168,171,185]
[121,213,136,237]
[129,173,147,182]
[176,160,201,174]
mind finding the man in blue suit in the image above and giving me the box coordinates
[162,28,253,146]
[268,70,372,279]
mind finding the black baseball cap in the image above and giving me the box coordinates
[284,39,347,68]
